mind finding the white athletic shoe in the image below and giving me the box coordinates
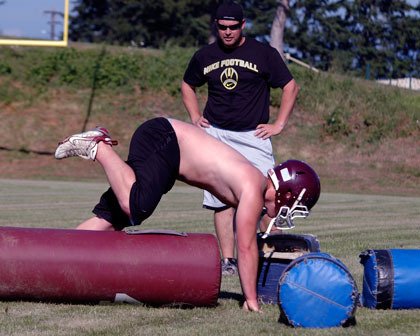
[221,258,238,276]
[54,127,118,160]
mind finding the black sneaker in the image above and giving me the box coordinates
[221,258,238,276]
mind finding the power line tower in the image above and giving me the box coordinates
[44,9,64,40]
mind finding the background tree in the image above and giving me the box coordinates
[269,0,289,58]
[69,0,419,79]
[285,0,353,71]
[241,0,277,42]
[349,0,396,78]
[350,0,419,78]
[285,0,419,78]
[70,0,218,47]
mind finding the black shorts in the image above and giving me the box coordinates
[93,118,180,230]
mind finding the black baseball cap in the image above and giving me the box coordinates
[215,1,244,22]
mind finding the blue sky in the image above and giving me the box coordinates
[0,0,419,41]
[0,0,72,40]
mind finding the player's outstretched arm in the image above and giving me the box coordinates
[235,190,263,312]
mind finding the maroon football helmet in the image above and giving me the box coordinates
[263,160,321,237]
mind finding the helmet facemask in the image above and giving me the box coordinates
[262,167,312,239]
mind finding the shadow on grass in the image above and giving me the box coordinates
[0,146,53,156]
[81,46,107,132]
[219,291,243,302]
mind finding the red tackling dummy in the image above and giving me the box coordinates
[0,226,221,307]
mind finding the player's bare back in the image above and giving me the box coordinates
[169,119,266,209]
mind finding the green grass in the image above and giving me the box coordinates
[0,179,419,335]
[1,44,419,147]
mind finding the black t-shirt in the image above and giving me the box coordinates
[183,38,293,131]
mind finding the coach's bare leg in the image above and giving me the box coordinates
[214,207,236,259]
[77,216,114,231]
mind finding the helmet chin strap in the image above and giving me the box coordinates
[262,188,309,239]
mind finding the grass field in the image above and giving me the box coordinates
[0,178,419,336]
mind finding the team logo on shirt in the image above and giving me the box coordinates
[220,67,238,90]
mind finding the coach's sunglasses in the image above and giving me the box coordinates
[216,22,243,31]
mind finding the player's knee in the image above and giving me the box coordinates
[128,183,160,225]
[119,199,131,216]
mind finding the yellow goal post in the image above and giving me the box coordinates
[0,0,69,47]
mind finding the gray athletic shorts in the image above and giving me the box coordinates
[203,125,275,210]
